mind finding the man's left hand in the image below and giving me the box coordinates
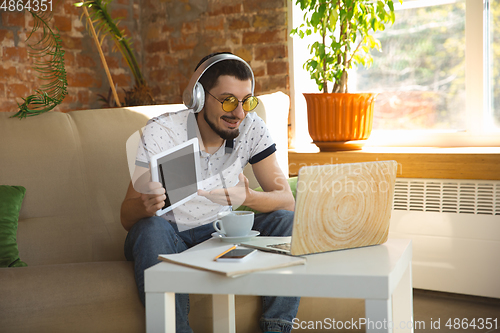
[198,173,251,208]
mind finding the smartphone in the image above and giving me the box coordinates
[216,248,257,262]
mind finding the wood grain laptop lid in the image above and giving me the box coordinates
[290,161,397,255]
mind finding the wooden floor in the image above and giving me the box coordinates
[412,289,500,333]
[292,289,500,332]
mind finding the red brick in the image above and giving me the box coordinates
[0,67,17,80]
[118,25,132,41]
[76,54,97,68]
[145,40,169,53]
[0,83,5,98]
[53,15,72,32]
[228,17,251,30]
[23,30,43,45]
[256,76,288,94]
[143,0,160,11]
[255,44,287,60]
[133,4,140,20]
[171,35,198,52]
[113,73,132,89]
[253,11,286,28]
[208,4,242,16]
[77,90,91,105]
[58,105,73,113]
[60,35,83,50]
[203,17,225,31]
[65,93,79,104]
[149,68,179,83]
[162,55,178,66]
[51,1,65,15]
[64,2,80,15]
[0,29,14,42]
[3,47,28,61]
[112,8,129,20]
[202,34,231,49]
[146,25,161,40]
[243,29,285,45]
[67,72,100,88]
[150,84,161,98]
[1,12,26,27]
[64,51,75,67]
[182,22,199,35]
[106,56,121,69]
[253,66,266,77]
[7,83,31,98]
[0,100,19,113]
[267,60,288,76]
[243,0,285,12]
[146,55,160,67]
[161,24,176,34]
[234,48,253,62]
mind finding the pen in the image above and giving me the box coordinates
[214,245,237,261]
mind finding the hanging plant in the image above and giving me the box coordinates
[76,0,155,106]
[11,11,68,119]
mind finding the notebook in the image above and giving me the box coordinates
[241,160,398,256]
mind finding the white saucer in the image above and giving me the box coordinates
[211,230,260,243]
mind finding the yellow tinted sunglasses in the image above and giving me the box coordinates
[207,91,259,112]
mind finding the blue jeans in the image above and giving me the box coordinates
[124,210,300,333]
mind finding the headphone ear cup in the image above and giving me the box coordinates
[191,82,205,113]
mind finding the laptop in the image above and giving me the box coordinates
[241,160,398,256]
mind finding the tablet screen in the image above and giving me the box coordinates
[151,138,200,215]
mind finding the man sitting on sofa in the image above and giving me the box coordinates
[120,52,300,333]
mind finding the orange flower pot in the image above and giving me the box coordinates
[303,92,377,151]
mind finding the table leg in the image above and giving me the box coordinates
[392,262,414,333]
[365,298,393,333]
[146,292,176,333]
[212,294,236,333]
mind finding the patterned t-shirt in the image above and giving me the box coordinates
[135,109,276,231]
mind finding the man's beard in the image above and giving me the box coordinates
[203,111,240,141]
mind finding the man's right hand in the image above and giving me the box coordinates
[140,181,166,216]
[121,180,166,231]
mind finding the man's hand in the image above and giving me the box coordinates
[140,181,166,216]
[198,173,250,208]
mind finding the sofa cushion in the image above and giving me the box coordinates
[0,261,145,333]
[0,109,150,265]
[0,185,27,267]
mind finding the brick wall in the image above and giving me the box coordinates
[0,0,289,113]
[0,0,142,113]
[142,0,290,104]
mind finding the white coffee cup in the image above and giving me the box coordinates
[213,211,254,237]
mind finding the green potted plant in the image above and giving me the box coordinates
[291,0,401,151]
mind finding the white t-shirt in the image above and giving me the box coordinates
[135,109,276,231]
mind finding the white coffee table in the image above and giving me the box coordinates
[145,238,413,333]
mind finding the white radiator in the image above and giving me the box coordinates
[388,178,500,299]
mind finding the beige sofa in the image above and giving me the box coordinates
[0,92,362,333]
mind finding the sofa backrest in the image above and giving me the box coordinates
[0,92,288,266]
[1,109,150,265]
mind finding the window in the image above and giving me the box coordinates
[289,0,500,148]
[488,0,500,127]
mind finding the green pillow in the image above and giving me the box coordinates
[236,177,298,214]
[0,185,28,267]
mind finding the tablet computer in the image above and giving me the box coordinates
[150,138,201,216]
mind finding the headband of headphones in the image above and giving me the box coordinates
[182,53,255,113]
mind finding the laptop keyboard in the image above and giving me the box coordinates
[268,242,291,251]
